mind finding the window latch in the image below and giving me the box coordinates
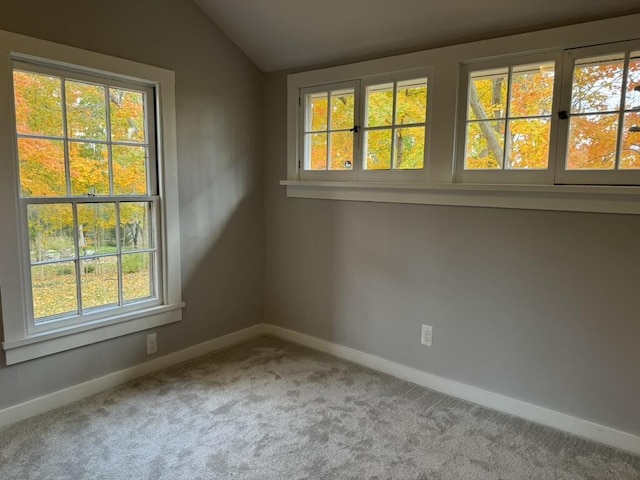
[350,125,360,133]
[558,110,569,120]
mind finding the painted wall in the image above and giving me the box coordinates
[263,71,640,436]
[0,0,264,408]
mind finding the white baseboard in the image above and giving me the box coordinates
[2,322,638,456]
[0,323,266,429]
[265,324,640,456]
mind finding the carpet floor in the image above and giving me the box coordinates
[0,336,638,479]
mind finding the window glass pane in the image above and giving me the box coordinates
[571,54,624,114]
[32,262,78,320]
[18,138,66,197]
[69,142,109,196]
[510,63,555,117]
[506,118,551,169]
[306,93,328,132]
[113,145,148,195]
[65,80,107,140]
[468,68,508,121]
[366,83,393,127]
[120,202,153,251]
[465,121,505,169]
[566,114,618,170]
[305,133,327,170]
[625,51,640,111]
[110,88,146,143]
[329,131,353,170]
[27,204,75,263]
[81,256,119,310]
[394,127,425,169]
[330,89,354,130]
[365,129,392,170]
[122,252,153,302]
[395,79,427,125]
[13,71,63,137]
[77,203,116,256]
[621,112,640,169]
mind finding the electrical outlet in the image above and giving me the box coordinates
[146,333,158,355]
[421,324,433,347]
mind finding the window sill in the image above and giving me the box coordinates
[2,303,185,365]
[281,180,640,215]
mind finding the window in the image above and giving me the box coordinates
[296,69,430,182]
[363,77,428,172]
[456,53,562,184]
[457,41,640,185]
[284,14,640,213]
[0,32,182,365]
[300,81,357,180]
[555,41,640,185]
[13,62,160,331]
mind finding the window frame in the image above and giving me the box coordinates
[0,31,183,365]
[13,61,163,334]
[455,51,564,185]
[554,39,640,185]
[293,66,433,183]
[358,68,432,183]
[299,80,359,182]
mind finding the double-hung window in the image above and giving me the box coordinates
[296,68,431,182]
[0,32,182,365]
[13,62,159,330]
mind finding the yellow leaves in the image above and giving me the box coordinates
[32,266,150,319]
[364,80,427,170]
[110,89,146,143]
[13,70,64,137]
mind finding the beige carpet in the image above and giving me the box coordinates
[0,336,638,479]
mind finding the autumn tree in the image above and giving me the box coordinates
[465,55,640,171]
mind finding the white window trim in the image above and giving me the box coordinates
[299,80,359,182]
[283,13,640,214]
[358,68,432,183]
[0,30,184,365]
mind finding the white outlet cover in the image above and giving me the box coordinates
[421,324,433,347]
[147,333,158,354]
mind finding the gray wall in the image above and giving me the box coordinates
[0,0,264,408]
[263,71,640,436]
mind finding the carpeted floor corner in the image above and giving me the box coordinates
[0,335,638,479]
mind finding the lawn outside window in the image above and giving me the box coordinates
[0,30,183,365]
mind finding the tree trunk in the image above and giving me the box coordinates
[395,130,404,168]
[469,83,504,164]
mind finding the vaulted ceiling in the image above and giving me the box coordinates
[194,0,640,72]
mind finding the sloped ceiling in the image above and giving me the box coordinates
[194,0,640,72]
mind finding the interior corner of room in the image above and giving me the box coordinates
[0,0,639,474]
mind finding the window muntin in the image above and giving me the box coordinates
[565,51,640,171]
[464,62,555,171]
[297,72,430,181]
[12,63,160,330]
[363,78,428,171]
[302,86,356,171]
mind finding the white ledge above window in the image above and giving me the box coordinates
[281,181,640,215]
